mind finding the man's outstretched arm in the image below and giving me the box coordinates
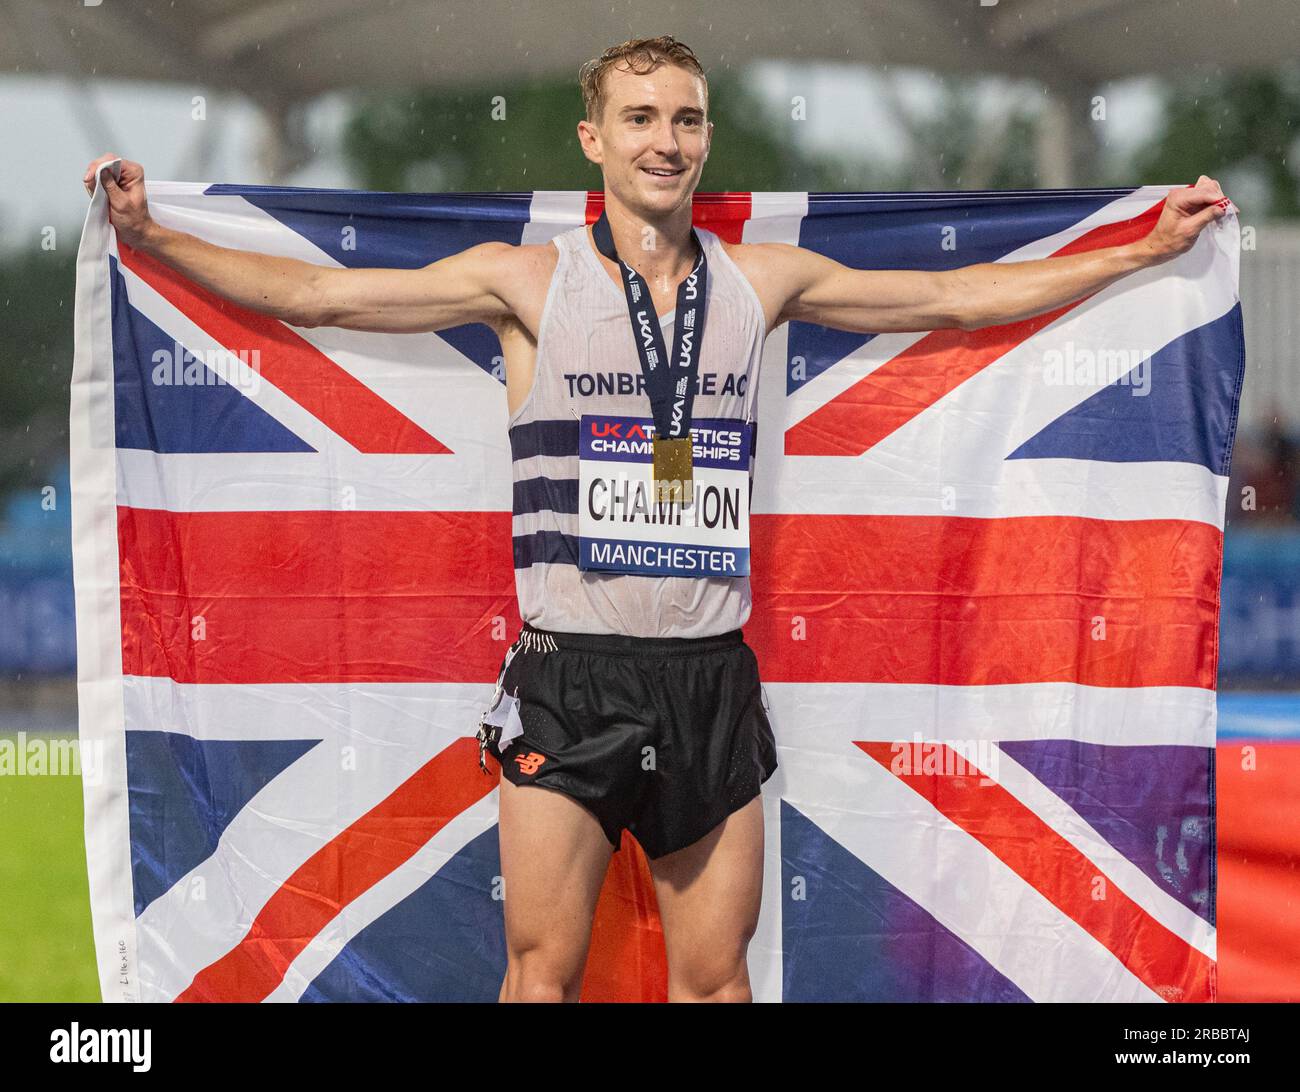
[83,153,518,333]
[767,176,1233,335]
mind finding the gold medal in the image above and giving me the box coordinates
[652,436,694,505]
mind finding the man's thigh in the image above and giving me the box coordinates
[646,794,766,996]
[497,776,615,970]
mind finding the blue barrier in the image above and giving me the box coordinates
[1219,527,1300,682]
[0,574,75,673]
[0,460,75,674]
[1216,692,1300,739]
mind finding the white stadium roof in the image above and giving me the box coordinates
[7,0,1296,93]
[6,0,1297,182]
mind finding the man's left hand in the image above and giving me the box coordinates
[1140,175,1234,265]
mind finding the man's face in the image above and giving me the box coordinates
[581,61,712,218]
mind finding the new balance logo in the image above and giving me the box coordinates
[512,752,547,775]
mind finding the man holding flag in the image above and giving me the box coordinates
[83,34,1232,1003]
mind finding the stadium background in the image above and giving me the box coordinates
[1,1,1296,1001]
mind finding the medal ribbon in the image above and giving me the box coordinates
[590,209,708,445]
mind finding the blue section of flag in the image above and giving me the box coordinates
[789,189,1137,392]
[1007,303,1245,473]
[997,739,1215,926]
[202,186,529,381]
[787,324,873,395]
[300,825,505,1002]
[109,255,315,454]
[126,731,320,916]
[780,800,1031,1001]
[433,323,507,379]
[202,186,531,268]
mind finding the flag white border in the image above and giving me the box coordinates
[71,171,139,1002]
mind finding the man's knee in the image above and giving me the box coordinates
[667,957,753,1002]
[499,946,584,1003]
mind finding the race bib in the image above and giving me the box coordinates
[577,414,752,578]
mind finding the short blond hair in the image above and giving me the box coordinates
[578,36,708,126]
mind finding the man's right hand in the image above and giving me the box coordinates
[83,154,154,250]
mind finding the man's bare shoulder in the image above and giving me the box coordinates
[716,239,810,333]
[479,238,559,284]
[717,238,799,267]
[480,239,559,337]
[717,238,818,286]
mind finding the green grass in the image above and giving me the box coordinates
[0,733,101,1001]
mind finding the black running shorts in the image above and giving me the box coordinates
[476,622,779,860]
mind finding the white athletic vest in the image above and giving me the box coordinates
[508,222,767,637]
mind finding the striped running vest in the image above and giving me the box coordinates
[508,221,767,637]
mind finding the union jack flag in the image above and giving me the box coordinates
[71,179,1242,1002]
